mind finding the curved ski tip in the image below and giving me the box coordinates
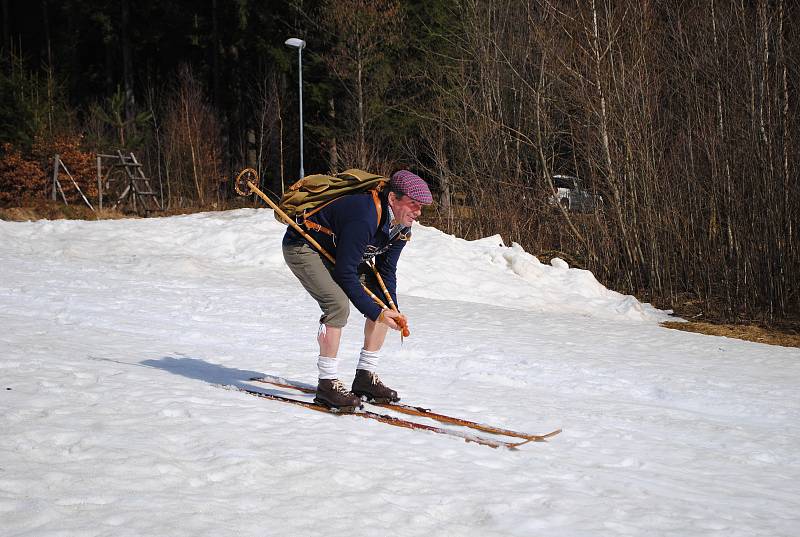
[512,428,562,447]
[538,428,563,441]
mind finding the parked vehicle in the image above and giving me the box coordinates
[551,175,603,213]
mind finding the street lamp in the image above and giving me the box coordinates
[285,37,306,179]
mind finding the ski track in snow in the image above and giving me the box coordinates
[1,209,799,537]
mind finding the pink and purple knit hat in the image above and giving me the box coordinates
[390,170,433,205]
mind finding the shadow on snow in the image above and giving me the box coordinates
[141,354,263,390]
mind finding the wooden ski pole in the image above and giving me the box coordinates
[234,168,391,312]
[369,261,398,312]
[235,169,336,265]
[370,263,409,337]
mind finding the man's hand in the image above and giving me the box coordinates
[378,309,410,336]
[378,308,402,330]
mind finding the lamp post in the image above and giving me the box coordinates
[285,37,306,179]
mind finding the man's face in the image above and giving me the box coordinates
[389,192,424,226]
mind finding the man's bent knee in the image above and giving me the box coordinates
[320,298,349,328]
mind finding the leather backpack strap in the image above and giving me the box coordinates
[371,189,383,232]
[302,213,334,237]
[303,191,381,237]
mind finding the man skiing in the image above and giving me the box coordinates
[282,170,433,411]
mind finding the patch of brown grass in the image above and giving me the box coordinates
[661,321,800,348]
[0,201,128,221]
[0,198,261,222]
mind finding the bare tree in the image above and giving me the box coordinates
[162,66,224,207]
[319,0,403,169]
[408,0,799,321]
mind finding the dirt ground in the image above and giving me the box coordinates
[661,321,800,348]
[0,199,257,222]
[0,203,127,221]
[658,294,800,348]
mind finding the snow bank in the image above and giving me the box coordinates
[0,209,666,322]
[401,226,667,321]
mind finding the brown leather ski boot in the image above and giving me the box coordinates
[314,379,362,412]
[351,369,400,403]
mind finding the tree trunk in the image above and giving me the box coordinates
[121,0,135,123]
[710,0,734,314]
[212,0,220,107]
[1,0,9,50]
[329,97,338,172]
[275,75,285,195]
[183,93,202,204]
[40,0,51,65]
[357,51,365,167]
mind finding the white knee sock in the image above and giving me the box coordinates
[357,348,380,372]
[317,355,339,380]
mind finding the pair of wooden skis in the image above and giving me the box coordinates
[234,376,561,450]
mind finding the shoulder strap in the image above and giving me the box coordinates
[371,189,383,232]
[302,189,383,237]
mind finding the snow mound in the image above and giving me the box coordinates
[0,209,666,321]
[401,226,666,321]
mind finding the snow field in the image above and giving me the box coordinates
[1,209,799,536]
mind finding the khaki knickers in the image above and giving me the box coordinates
[282,236,382,328]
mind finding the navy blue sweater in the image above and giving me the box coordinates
[283,191,408,321]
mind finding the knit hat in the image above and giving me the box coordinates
[389,170,433,205]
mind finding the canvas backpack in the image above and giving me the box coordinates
[277,169,387,236]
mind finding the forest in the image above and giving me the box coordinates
[1,0,798,324]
